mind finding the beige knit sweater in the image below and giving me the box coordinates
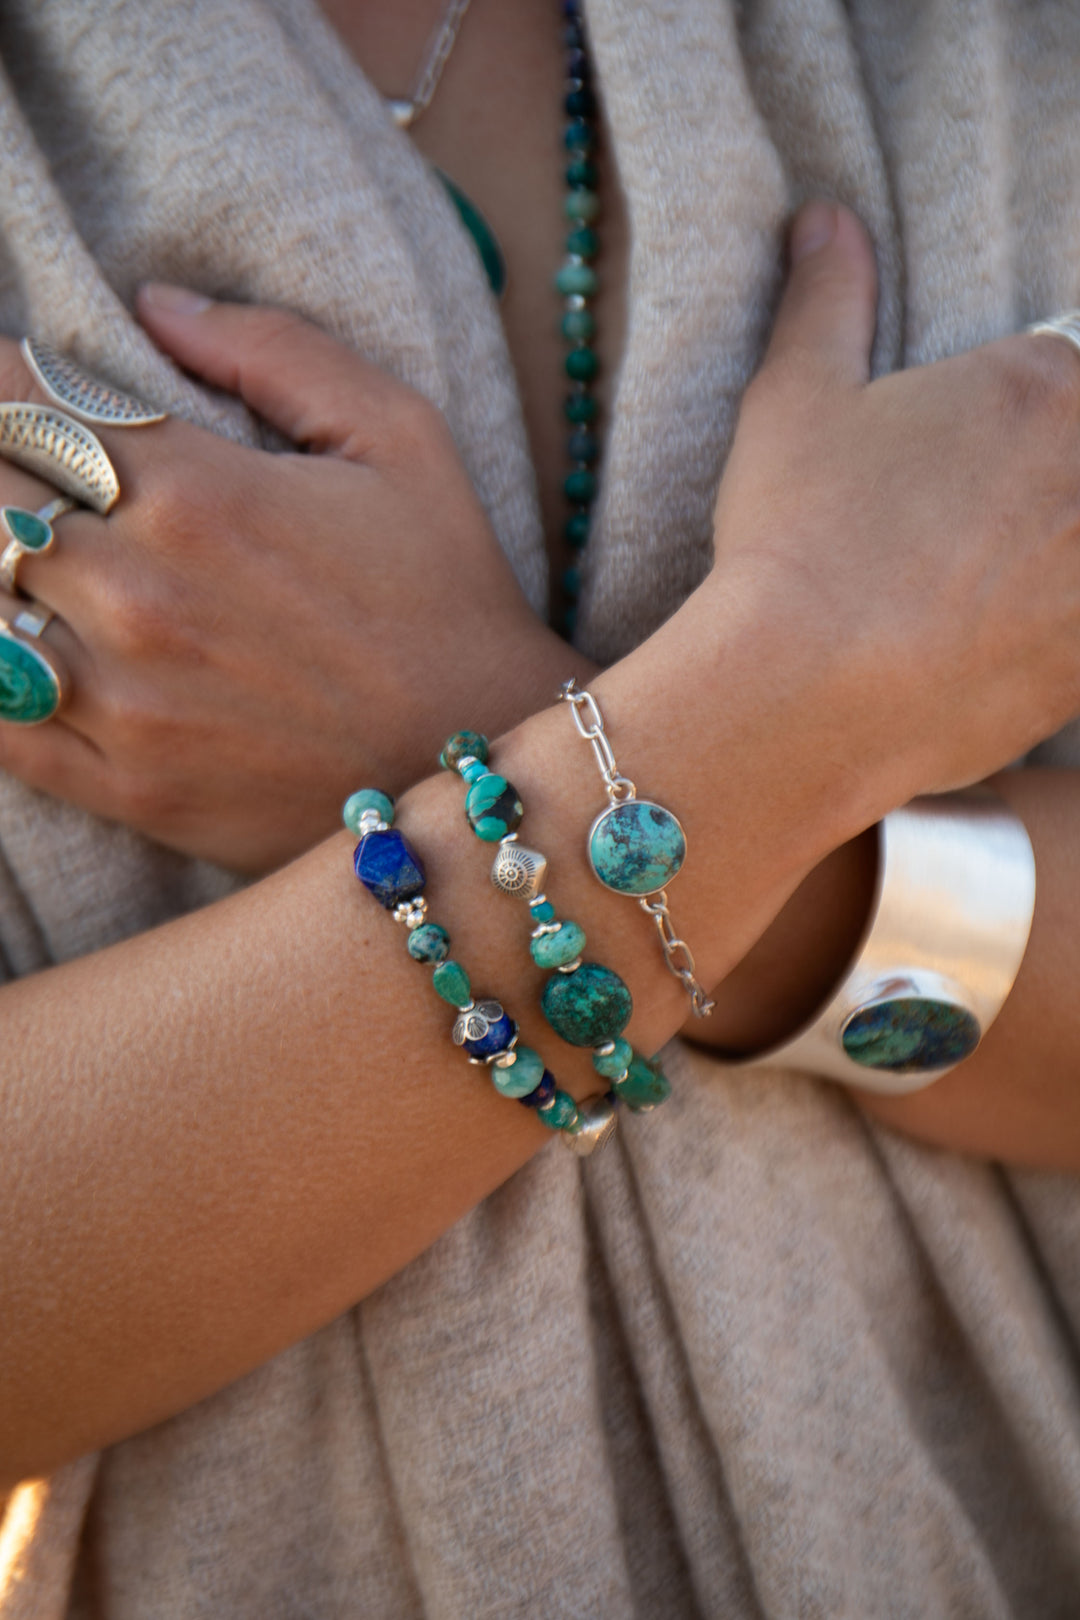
[3,1,1080,1614]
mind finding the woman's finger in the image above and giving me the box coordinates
[135,285,411,459]
[759,201,878,387]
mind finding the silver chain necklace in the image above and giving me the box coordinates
[385,0,474,128]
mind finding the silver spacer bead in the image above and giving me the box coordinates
[492,842,549,901]
[557,957,583,974]
[562,1093,619,1157]
[358,810,389,835]
[531,920,562,939]
[594,1040,616,1058]
[392,896,428,928]
[566,294,587,312]
[457,754,481,776]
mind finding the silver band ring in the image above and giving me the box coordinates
[1026,311,1080,359]
[0,403,119,512]
[0,601,66,724]
[0,501,71,594]
[22,338,167,429]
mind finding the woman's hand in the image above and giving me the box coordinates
[0,298,583,872]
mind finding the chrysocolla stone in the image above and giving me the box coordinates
[342,788,394,834]
[1,507,53,551]
[463,1009,516,1060]
[538,1088,579,1131]
[530,920,586,969]
[440,730,489,772]
[354,829,425,909]
[565,347,599,383]
[432,959,472,1007]
[519,1069,556,1109]
[465,773,524,842]
[542,962,633,1047]
[0,632,61,725]
[492,1044,545,1099]
[841,999,980,1073]
[588,800,687,896]
[613,1053,672,1112]
[593,1036,633,1080]
[564,189,600,223]
[564,393,598,424]
[406,923,450,964]
[556,263,599,298]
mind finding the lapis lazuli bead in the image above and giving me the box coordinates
[354,829,425,909]
[841,999,980,1073]
[519,1069,556,1109]
[464,1009,517,1061]
[588,800,687,896]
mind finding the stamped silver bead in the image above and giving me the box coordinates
[452,998,507,1047]
[562,1093,618,1157]
[491,842,548,900]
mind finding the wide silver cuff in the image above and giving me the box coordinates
[755,790,1036,1095]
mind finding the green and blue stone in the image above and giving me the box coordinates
[530,920,586,970]
[542,961,632,1047]
[841,998,981,1073]
[613,1052,672,1112]
[492,1044,545,1100]
[465,773,524,842]
[588,800,687,896]
[593,1036,633,1080]
[432,959,472,1007]
[406,923,450,964]
[0,631,61,725]
[530,898,556,924]
[538,1088,579,1131]
[440,730,489,773]
[1,507,54,553]
[342,788,394,834]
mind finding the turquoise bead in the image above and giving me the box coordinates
[531,920,586,969]
[432,960,472,1007]
[564,393,598,424]
[588,801,687,896]
[564,511,590,549]
[565,347,599,383]
[343,789,395,834]
[841,999,980,1072]
[564,189,600,223]
[0,631,61,725]
[492,1044,546,1099]
[564,468,596,503]
[440,730,489,772]
[566,158,598,188]
[538,1088,579,1131]
[407,923,450,964]
[530,899,556,923]
[593,1037,633,1080]
[461,758,488,784]
[564,119,595,151]
[566,226,598,258]
[613,1053,672,1112]
[561,308,596,342]
[465,773,524,842]
[1,507,53,552]
[556,262,599,297]
[542,962,633,1047]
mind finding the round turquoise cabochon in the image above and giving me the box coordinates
[588,800,687,896]
[0,632,60,725]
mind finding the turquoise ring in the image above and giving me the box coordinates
[0,602,65,724]
[0,500,73,594]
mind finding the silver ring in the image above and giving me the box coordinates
[21,338,167,429]
[0,604,66,724]
[0,403,119,513]
[0,500,75,594]
[1026,311,1080,359]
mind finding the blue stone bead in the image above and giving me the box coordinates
[563,22,585,49]
[556,262,599,298]
[342,789,394,834]
[565,86,596,118]
[562,604,578,638]
[530,919,586,969]
[519,1069,556,1109]
[588,801,687,896]
[464,1010,517,1060]
[354,829,425,909]
[566,48,589,77]
[568,428,599,462]
[841,999,981,1072]
[564,118,595,152]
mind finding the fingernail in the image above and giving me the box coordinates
[139,283,213,316]
[790,202,837,263]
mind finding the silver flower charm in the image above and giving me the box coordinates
[452,999,506,1047]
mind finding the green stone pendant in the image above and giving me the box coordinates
[0,630,61,724]
[1,507,54,553]
[438,172,507,299]
[588,800,687,896]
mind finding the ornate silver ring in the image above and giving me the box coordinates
[21,338,167,429]
[0,403,120,513]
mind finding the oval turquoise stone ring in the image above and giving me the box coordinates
[588,800,687,896]
[0,627,63,724]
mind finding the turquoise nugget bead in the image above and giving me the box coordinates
[407,923,450,964]
[465,773,524,842]
[538,1089,579,1131]
[542,962,633,1047]
[432,960,471,1007]
[439,730,490,772]
[593,1037,633,1080]
[531,920,586,969]
[342,789,394,833]
[613,1053,672,1112]
[492,1045,545,1099]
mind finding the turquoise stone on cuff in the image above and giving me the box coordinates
[465,773,524,842]
[407,923,450,964]
[440,730,489,772]
[530,920,586,969]
[593,1036,633,1080]
[432,960,472,1007]
[542,961,633,1047]
[492,1044,545,1099]
[841,998,980,1073]
[588,801,687,896]
[0,631,60,724]
[613,1053,672,1112]
[343,788,394,834]
[1,507,53,551]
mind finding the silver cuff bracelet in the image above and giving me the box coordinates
[754,790,1036,1095]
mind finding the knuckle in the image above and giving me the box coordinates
[991,337,1080,433]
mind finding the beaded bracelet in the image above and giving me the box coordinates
[344,787,617,1156]
[439,731,672,1114]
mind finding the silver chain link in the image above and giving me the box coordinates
[559,679,716,1017]
[408,0,474,123]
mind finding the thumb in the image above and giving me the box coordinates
[134,286,405,459]
[761,201,879,387]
